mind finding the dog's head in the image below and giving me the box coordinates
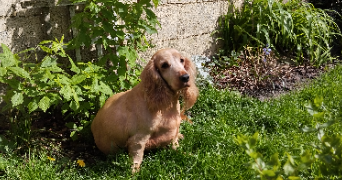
[141,48,198,111]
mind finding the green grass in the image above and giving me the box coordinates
[1,65,342,179]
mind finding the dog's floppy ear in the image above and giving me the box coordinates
[140,58,173,111]
[181,57,199,111]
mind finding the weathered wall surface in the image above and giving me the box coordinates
[0,0,73,53]
[1,0,299,61]
[0,0,232,60]
[142,0,230,59]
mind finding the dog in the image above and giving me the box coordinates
[91,48,199,172]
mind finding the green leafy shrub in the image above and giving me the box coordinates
[0,38,116,146]
[69,0,159,68]
[0,0,160,149]
[308,0,342,55]
[218,0,341,66]
[236,96,342,179]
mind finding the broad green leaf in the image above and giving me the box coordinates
[283,161,295,175]
[11,92,24,107]
[99,93,107,107]
[127,48,138,66]
[117,46,129,58]
[65,122,77,129]
[68,56,80,74]
[39,96,51,112]
[314,96,323,108]
[152,0,159,7]
[60,86,72,101]
[269,153,281,170]
[255,157,266,170]
[99,81,113,95]
[234,134,248,145]
[55,74,71,85]
[0,44,16,67]
[7,79,21,89]
[71,88,79,105]
[249,132,259,147]
[41,56,57,67]
[0,67,6,76]
[48,66,64,73]
[69,100,79,111]
[276,176,284,180]
[7,67,30,79]
[261,169,276,177]
[28,99,39,113]
[70,131,78,141]
[313,112,324,119]
[42,69,54,82]
[247,150,259,159]
[304,103,315,116]
[71,74,87,85]
[300,150,313,165]
[141,24,158,34]
[302,126,315,132]
[91,78,100,93]
[288,176,300,180]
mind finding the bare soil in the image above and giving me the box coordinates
[211,58,339,101]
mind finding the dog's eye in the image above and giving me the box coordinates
[180,58,184,63]
[161,62,170,69]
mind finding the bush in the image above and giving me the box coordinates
[308,0,342,55]
[218,0,341,66]
[0,0,160,150]
[236,96,342,179]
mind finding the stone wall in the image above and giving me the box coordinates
[143,0,230,59]
[0,0,73,53]
[0,0,234,60]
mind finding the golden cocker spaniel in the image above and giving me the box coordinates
[91,48,199,172]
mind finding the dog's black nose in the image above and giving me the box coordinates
[180,74,189,82]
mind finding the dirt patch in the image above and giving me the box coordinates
[211,57,339,101]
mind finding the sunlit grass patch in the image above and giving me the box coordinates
[1,65,341,179]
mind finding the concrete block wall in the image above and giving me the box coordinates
[0,0,234,60]
[0,0,73,53]
[142,0,230,60]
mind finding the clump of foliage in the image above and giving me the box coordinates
[236,96,342,179]
[218,0,341,66]
[309,0,342,26]
[0,0,160,150]
[0,39,116,148]
[69,0,159,68]
[308,0,342,55]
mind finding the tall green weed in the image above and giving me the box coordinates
[218,0,341,66]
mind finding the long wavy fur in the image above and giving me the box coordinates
[181,57,199,111]
[140,59,174,111]
[140,56,198,112]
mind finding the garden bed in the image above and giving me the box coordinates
[212,59,340,101]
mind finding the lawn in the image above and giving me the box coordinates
[1,64,341,179]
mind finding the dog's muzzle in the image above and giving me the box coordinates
[179,74,189,83]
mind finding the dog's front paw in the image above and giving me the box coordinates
[132,163,140,174]
[178,133,184,140]
[172,133,184,150]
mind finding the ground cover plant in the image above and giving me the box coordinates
[0,0,342,179]
[0,63,341,179]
